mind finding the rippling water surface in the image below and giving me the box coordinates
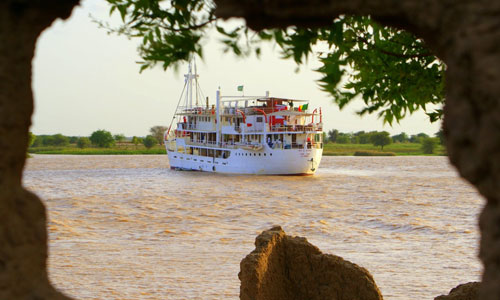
[23,155,482,300]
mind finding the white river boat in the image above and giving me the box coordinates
[164,62,323,175]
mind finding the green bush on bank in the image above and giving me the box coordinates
[28,148,165,155]
[28,144,165,155]
[354,151,395,156]
[323,142,446,156]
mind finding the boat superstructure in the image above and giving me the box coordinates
[164,62,323,175]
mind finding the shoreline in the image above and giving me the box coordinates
[28,142,446,156]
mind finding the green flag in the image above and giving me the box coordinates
[237,85,244,92]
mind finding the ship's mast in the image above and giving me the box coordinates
[184,60,199,108]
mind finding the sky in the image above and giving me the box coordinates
[32,0,443,137]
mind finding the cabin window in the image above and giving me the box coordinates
[256,117,263,122]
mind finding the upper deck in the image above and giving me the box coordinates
[174,96,323,135]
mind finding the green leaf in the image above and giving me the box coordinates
[117,4,127,22]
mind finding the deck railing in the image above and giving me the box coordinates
[178,138,323,150]
[269,124,320,132]
[177,121,322,133]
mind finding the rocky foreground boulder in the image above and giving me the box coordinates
[435,282,480,300]
[239,226,383,300]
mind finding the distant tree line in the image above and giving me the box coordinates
[30,126,442,154]
[29,126,168,150]
[326,129,443,153]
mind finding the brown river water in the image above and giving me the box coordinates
[23,155,482,300]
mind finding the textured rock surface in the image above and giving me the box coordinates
[435,282,481,300]
[0,1,79,299]
[216,1,500,298]
[239,226,383,300]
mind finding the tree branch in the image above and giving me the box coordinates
[356,35,432,58]
[158,16,217,32]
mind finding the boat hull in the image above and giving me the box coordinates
[166,146,322,175]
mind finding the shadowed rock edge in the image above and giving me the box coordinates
[239,226,383,300]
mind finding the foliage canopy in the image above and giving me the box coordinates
[77,137,91,149]
[114,134,126,142]
[150,126,168,145]
[370,131,392,150]
[132,136,142,146]
[103,0,445,124]
[90,129,115,148]
[143,135,158,149]
[28,132,36,147]
[421,137,439,154]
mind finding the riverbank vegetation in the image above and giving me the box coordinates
[322,129,445,156]
[323,143,444,156]
[29,128,166,155]
[28,128,445,156]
